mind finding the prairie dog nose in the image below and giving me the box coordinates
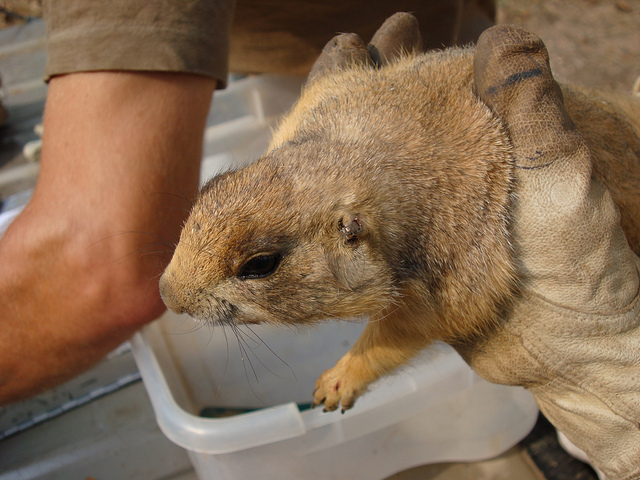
[158,270,186,314]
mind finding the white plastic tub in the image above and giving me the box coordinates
[131,314,538,480]
[131,74,539,480]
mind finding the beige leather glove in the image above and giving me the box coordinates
[455,25,640,480]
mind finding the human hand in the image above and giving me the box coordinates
[459,25,640,479]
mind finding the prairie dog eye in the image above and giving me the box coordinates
[238,253,282,279]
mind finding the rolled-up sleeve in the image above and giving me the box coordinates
[43,0,235,88]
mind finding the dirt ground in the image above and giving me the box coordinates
[498,0,640,93]
[1,0,638,94]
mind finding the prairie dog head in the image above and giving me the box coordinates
[160,43,515,340]
[159,143,399,325]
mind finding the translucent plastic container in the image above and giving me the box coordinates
[131,74,539,480]
[131,313,538,480]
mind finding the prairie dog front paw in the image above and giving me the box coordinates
[312,354,373,412]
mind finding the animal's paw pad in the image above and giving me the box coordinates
[311,362,367,413]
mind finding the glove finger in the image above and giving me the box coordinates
[307,33,372,84]
[368,12,423,67]
[474,25,588,171]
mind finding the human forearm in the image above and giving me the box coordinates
[0,71,215,404]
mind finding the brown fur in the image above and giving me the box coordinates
[160,46,640,412]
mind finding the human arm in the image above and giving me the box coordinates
[0,71,215,404]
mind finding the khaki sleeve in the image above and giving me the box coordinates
[42,0,235,88]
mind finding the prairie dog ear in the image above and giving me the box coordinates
[338,214,363,243]
[307,12,424,84]
[328,213,368,289]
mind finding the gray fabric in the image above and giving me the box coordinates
[43,0,235,86]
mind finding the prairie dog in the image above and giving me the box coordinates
[160,18,640,412]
